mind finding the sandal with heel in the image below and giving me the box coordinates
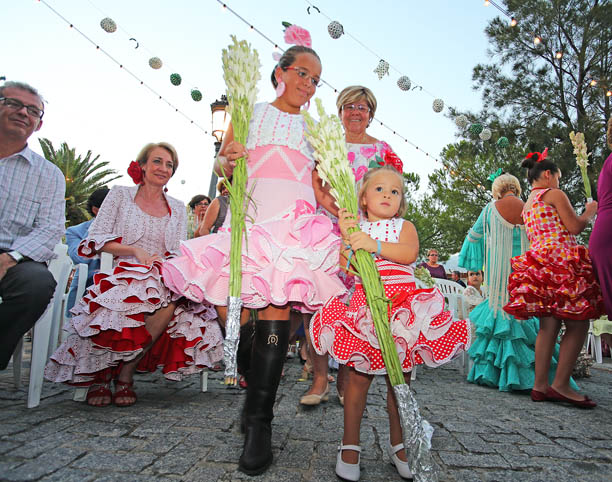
[113,379,137,407]
[86,382,112,407]
[86,371,112,407]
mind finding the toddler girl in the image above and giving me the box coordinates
[310,164,470,481]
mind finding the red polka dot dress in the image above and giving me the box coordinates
[504,188,603,321]
[309,218,471,375]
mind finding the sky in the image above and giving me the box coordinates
[3,0,502,205]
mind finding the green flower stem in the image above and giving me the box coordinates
[227,155,247,298]
[351,245,404,387]
[580,167,592,199]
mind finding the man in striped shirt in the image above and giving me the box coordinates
[0,81,65,369]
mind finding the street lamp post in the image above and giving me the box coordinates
[208,95,230,199]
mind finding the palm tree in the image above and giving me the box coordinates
[39,138,122,226]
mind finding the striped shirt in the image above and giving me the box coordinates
[0,145,65,262]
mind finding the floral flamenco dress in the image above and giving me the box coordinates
[310,218,471,375]
[504,188,603,321]
[317,140,400,299]
[162,103,346,312]
[45,186,224,385]
[459,201,575,392]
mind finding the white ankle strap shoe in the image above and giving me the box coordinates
[336,443,361,481]
[387,441,413,479]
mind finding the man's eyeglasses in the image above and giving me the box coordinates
[342,104,370,113]
[0,97,44,119]
[284,67,321,88]
[428,253,438,257]
[195,202,209,208]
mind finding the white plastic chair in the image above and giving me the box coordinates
[434,279,463,318]
[434,279,472,375]
[73,252,208,402]
[586,321,603,364]
[52,263,88,348]
[12,243,73,408]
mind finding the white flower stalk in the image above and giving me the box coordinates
[221,36,261,385]
[302,98,358,213]
[569,131,592,199]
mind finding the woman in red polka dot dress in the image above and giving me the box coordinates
[504,150,603,408]
[310,165,470,481]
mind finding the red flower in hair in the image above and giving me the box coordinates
[525,147,549,163]
[127,161,143,184]
[382,148,403,172]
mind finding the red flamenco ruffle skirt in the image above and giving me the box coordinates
[504,244,604,321]
[310,281,471,375]
[44,260,223,385]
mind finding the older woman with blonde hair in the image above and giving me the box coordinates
[45,142,223,407]
[458,171,574,393]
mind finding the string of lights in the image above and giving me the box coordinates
[31,0,503,189]
[216,0,446,167]
[302,0,437,99]
[37,0,210,135]
[482,0,610,95]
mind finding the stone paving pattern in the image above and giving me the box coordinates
[1,353,611,481]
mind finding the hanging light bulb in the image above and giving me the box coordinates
[533,35,542,45]
[607,90,612,97]
[555,50,563,59]
[510,17,517,27]
[590,79,598,87]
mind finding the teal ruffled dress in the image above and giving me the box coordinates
[459,202,576,392]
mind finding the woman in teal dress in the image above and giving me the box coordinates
[459,173,573,392]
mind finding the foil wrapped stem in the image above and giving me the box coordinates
[223,296,243,385]
[393,383,438,482]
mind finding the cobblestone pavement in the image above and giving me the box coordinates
[1,353,611,481]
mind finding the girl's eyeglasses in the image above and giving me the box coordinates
[284,67,321,88]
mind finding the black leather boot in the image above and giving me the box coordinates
[238,319,290,475]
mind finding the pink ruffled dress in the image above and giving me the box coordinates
[45,186,224,385]
[162,103,346,312]
[310,218,471,375]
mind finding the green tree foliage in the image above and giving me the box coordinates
[472,0,611,199]
[39,138,121,226]
[407,0,611,258]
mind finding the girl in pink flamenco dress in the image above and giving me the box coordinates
[162,45,345,475]
[309,165,470,481]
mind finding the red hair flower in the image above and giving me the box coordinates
[284,25,312,48]
[127,161,143,184]
[525,147,549,163]
[382,148,403,172]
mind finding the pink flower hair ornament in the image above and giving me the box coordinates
[272,23,313,61]
[282,22,312,48]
